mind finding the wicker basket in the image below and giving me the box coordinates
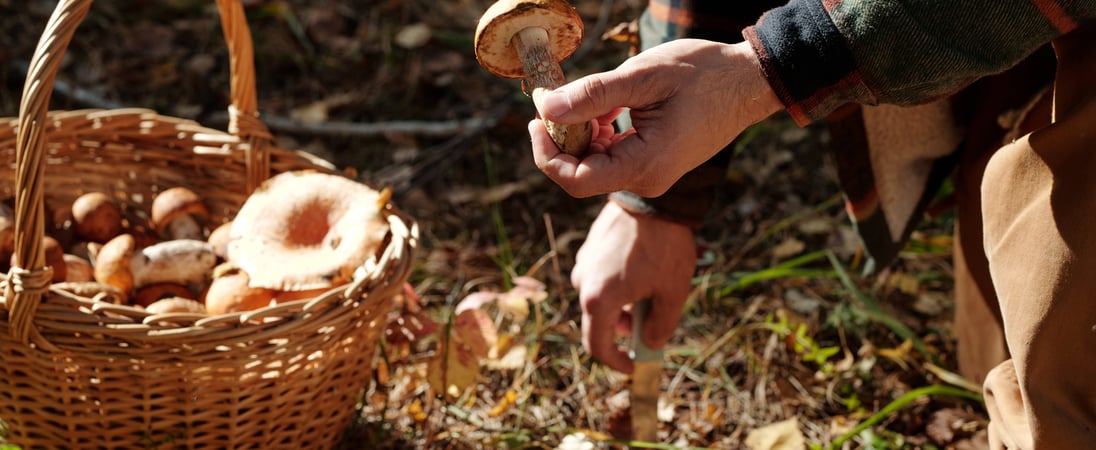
[0,0,416,448]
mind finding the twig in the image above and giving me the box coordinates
[7,60,508,138]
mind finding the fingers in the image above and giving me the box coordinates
[532,70,648,125]
[528,120,640,198]
[581,290,634,374]
[643,284,690,350]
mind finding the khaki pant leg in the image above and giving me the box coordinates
[980,25,1096,450]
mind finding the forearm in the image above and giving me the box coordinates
[747,0,1096,125]
[614,1,787,226]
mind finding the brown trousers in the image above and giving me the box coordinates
[955,25,1096,449]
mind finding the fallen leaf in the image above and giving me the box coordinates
[454,291,499,315]
[426,333,480,399]
[888,272,920,295]
[876,339,914,370]
[488,390,518,417]
[485,342,527,371]
[408,398,428,423]
[745,418,806,450]
[395,23,432,49]
[771,238,806,261]
[453,308,498,358]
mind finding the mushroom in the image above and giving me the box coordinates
[145,297,207,315]
[207,220,233,261]
[475,0,591,156]
[134,282,195,308]
[11,236,66,283]
[95,234,217,297]
[151,187,209,241]
[0,203,13,273]
[71,192,123,243]
[94,234,137,299]
[203,264,275,315]
[226,171,390,292]
[63,254,94,282]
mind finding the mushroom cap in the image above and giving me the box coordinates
[474,0,584,79]
[151,187,209,237]
[71,192,123,243]
[145,297,207,315]
[226,171,390,291]
[134,282,194,308]
[94,234,137,296]
[207,221,233,260]
[0,203,14,272]
[203,266,275,315]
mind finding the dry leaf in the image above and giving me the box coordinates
[426,334,480,399]
[888,272,920,295]
[771,238,806,261]
[395,23,432,49]
[453,308,498,359]
[454,291,499,315]
[497,290,530,320]
[485,342,527,370]
[488,390,519,417]
[745,418,806,450]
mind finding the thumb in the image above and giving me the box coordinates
[532,70,646,125]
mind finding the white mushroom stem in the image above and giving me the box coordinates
[131,239,217,288]
[512,27,591,156]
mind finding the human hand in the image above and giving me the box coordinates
[528,39,782,198]
[571,201,697,373]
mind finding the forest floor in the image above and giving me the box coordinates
[0,1,989,449]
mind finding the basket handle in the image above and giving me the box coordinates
[5,0,273,347]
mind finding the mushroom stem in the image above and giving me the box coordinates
[511,27,591,157]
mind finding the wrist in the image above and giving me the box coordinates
[726,41,784,127]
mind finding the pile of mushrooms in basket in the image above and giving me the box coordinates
[0,171,391,317]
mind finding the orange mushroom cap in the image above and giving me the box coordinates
[226,171,390,291]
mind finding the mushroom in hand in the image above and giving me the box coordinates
[475,0,591,156]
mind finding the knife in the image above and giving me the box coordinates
[630,298,662,443]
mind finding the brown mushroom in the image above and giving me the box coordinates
[151,187,209,241]
[226,171,390,292]
[203,265,275,315]
[475,0,590,156]
[94,234,216,297]
[94,234,137,297]
[145,297,207,315]
[71,192,123,243]
[43,236,66,283]
[63,254,94,282]
[11,236,66,283]
[0,203,13,273]
[134,282,195,308]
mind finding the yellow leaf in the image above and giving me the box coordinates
[876,339,914,370]
[408,398,427,423]
[488,390,519,417]
[888,272,920,295]
[426,335,480,399]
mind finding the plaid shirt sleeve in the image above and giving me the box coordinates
[745,0,1096,126]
